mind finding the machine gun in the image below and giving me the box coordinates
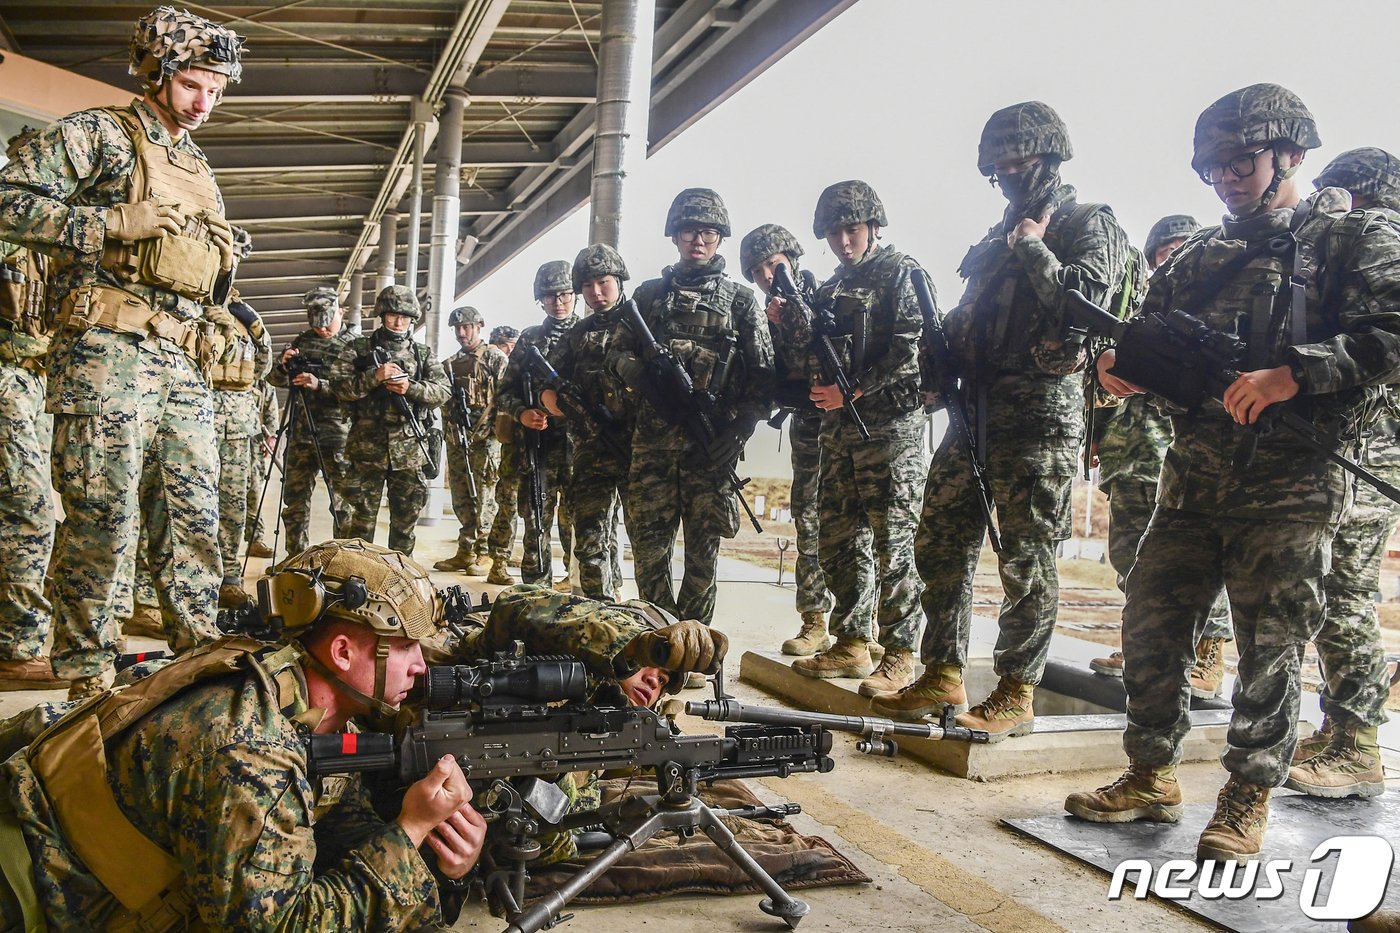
[519,344,630,465]
[770,264,869,440]
[1065,290,1400,504]
[913,268,1002,553]
[445,365,479,502]
[618,299,763,533]
[371,347,440,480]
[520,368,550,572]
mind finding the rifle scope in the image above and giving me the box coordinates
[422,658,588,710]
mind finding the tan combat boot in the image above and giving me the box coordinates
[1196,776,1271,862]
[487,559,517,586]
[1350,909,1400,932]
[552,577,572,594]
[956,677,1035,742]
[869,664,966,718]
[782,611,831,657]
[1286,722,1385,798]
[67,674,109,702]
[219,581,250,609]
[1089,650,1124,677]
[245,540,274,559]
[1065,761,1183,823]
[791,637,875,680]
[0,658,65,691]
[859,648,914,698]
[464,555,491,577]
[1189,637,1226,699]
[1291,717,1335,764]
[122,605,164,639]
[433,551,474,572]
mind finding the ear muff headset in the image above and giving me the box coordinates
[257,568,370,635]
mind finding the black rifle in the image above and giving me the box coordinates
[912,268,1003,553]
[618,299,763,533]
[1065,290,1400,504]
[521,368,550,572]
[770,264,869,440]
[444,365,479,502]
[519,344,630,465]
[371,347,440,480]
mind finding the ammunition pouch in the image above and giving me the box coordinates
[495,410,516,444]
[134,232,221,302]
[60,284,210,367]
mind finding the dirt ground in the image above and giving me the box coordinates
[721,476,1400,712]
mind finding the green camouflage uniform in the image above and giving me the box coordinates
[486,426,521,564]
[444,342,507,563]
[607,257,774,625]
[497,313,579,583]
[330,327,449,556]
[1097,394,1233,639]
[266,326,355,555]
[0,100,223,679]
[243,380,279,546]
[210,310,271,583]
[0,240,54,663]
[0,649,446,929]
[919,183,1129,683]
[1121,187,1400,786]
[549,299,637,599]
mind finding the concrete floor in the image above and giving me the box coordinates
[10,484,1389,932]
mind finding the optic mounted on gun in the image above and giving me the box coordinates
[421,641,588,715]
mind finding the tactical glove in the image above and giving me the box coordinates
[104,201,183,243]
[704,417,756,467]
[624,620,728,675]
[228,298,262,335]
[203,213,236,272]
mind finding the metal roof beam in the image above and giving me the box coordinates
[209,141,557,172]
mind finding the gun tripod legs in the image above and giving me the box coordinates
[696,802,810,929]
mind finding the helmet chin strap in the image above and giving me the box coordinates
[1240,147,1296,218]
[297,635,400,720]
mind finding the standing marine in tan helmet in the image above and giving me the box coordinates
[0,6,248,699]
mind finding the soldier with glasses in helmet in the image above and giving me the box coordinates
[1065,85,1400,862]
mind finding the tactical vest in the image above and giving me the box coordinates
[0,639,342,933]
[449,344,493,409]
[656,275,742,393]
[99,106,226,303]
[0,246,52,365]
[575,307,634,423]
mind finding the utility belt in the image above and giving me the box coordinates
[59,284,207,368]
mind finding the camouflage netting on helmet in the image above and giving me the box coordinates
[491,325,519,343]
[664,188,731,237]
[739,224,803,281]
[1315,147,1400,209]
[533,260,573,299]
[130,6,245,86]
[374,284,420,320]
[281,539,440,639]
[978,101,1073,176]
[572,243,629,292]
[812,181,888,238]
[1144,214,1200,258]
[448,306,484,327]
[1191,83,1319,175]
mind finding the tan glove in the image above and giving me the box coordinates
[203,213,236,272]
[624,620,728,675]
[104,201,183,243]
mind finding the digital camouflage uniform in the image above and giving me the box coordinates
[608,192,774,626]
[266,323,354,557]
[330,288,449,556]
[442,318,507,567]
[0,235,55,673]
[243,379,279,548]
[497,281,579,585]
[918,109,1129,699]
[0,97,228,682]
[485,328,522,571]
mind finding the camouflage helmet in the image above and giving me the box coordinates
[263,539,441,640]
[1191,83,1320,177]
[4,125,39,161]
[374,284,420,321]
[978,101,1073,176]
[448,305,484,327]
[812,180,888,238]
[1314,147,1400,208]
[739,224,804,282]
[664,187,731,238]
[129,6,245,87]
[572,243,629,292]
[533,260,573,300]
[1143,214,1200,261]
[490,325,519,344]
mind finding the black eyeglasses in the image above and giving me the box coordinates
[1198,145,1273,185]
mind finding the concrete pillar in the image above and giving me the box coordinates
[427,87,467,359]
[346,271,364,333]
[588,0,655,248]
[376,211,398,293]
[405,98,435,302]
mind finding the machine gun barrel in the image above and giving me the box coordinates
[685,699,990,756]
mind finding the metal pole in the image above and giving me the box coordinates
[405,100,431,302]
[346,271,364,334]
[376,211,399,293]
[427,88,466,359]
[588,0,654,248]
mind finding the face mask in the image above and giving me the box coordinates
[998,158,1060,211]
